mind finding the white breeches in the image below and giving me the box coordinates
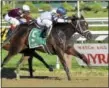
[37,17,52,28]
[4,14,20,26]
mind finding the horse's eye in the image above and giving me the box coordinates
[85,22,87,26]
[85,22,86,25]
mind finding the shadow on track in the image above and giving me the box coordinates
[1,67,61,80]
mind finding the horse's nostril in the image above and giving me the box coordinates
[84,32,92,40]
[87,32,92,40]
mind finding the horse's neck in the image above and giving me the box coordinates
[64,27,75,40]
[52,23,75,40]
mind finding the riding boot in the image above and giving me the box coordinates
[40,28,46,38]
[6,24,16,37]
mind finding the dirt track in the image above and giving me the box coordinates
[1,68,108,87]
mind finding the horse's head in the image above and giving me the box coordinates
[71,15,92,40]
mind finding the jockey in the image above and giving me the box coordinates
[36,7,71,38]
[4,4,32,36]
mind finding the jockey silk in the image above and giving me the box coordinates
[36,10,68,38]
[8,8,21,18]
[40,11,52,20]
[37,11,68,27]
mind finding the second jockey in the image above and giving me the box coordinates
[4,4,32,36]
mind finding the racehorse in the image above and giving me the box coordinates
[1,15,92,80]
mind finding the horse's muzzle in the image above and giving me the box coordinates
[83,31,92,40]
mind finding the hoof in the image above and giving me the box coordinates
[68,77,71,81]
[30,75,33,78]
[16,74,20,80]
[49,67,53,72]
[14,70,20,80]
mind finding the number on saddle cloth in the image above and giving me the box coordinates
[28,28,46,49]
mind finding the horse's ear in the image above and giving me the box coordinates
[72,15,78,20]
[67,16,72,20]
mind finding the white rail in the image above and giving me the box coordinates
[86,17,108,27]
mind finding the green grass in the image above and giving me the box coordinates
[31,13,40,18]
[1,49,57,68]
[83,11,108,18]
[89,27,108,31]
[65,11,108,18]
[1,49,108,73]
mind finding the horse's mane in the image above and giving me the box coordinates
[53,22,70,26]
[53,15,82,26]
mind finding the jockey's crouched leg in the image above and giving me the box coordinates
[40,26,47,38]
[6,24,16,37]
[40,26,52,38]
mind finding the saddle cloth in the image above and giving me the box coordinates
[28,28,46,48]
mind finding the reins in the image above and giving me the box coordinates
[70,19,89,34]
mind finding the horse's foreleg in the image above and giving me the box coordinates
[15,54,25,80]
[32,51,53,71]
[56,48,71,81]
[15,54,31,79]
[1,53,14,69]
[66,47,90,67]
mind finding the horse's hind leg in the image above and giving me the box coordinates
[15,54,25,80]
[31,51,53,71]
[15,54,32,79]
[1,53,15,69]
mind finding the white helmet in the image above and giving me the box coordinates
[22,5,30,11]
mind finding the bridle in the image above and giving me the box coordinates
[76,20,90,34]
[70,18,90,35]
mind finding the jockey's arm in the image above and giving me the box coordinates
[56,18,68,23]
[52,15,71,23]
[22,14,33,23]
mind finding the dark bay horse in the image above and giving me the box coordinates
[1,15,92,80]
